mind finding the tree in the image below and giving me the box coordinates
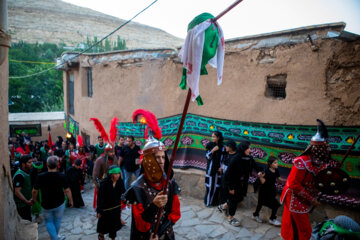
[9,42,63,113]
[114,35,127,50]
[8,36,127,112]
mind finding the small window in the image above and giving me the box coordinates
[87,68,93,97]
[265,74,287,99]
[68,74,75,114]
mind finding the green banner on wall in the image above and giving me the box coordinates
[118,113,360,178]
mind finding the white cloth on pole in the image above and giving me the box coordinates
[179,20,225,102]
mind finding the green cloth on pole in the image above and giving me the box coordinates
[180,12,220,106]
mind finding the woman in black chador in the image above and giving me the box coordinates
[204,131,226,207]
[237,141,263,197]
[66,159,85,208]
[96,165,125,240]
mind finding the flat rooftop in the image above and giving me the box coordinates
[9,112,65,122]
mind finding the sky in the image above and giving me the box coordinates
[63,0,360,40]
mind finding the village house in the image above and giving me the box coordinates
[57,22,360,219]
[58,22,360,143]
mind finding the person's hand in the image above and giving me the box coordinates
[258,172,265,178]
[153,191,168,208]
[229,189,235,195]
[26,199,33,206]
[218,167,223,174]
[68,200,74,208]
[211,146,219,153]
[96,213,101,219]
[311,199,320,207]
[120,218,126,225]
[149,233,159,240]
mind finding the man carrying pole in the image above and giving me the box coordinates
[122,109,181,240]
[123,1,244,239]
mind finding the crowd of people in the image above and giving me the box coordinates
[9,131,101,239]
[205,131,284,227]
[9,117,360,240]
[9,115,181,240]
[205,121,360,240]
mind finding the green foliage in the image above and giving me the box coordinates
[114,35,126,51]
[9,36,127,112]
[9,41,64,113]
[78,35,127,53]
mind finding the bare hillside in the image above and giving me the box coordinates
[8,0,184,49]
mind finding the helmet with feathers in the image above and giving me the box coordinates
[89,117,119,151]
[132,109,171,183]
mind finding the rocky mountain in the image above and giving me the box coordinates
[8,0,184,49]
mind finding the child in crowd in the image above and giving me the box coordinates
[253,156,286,226]
[221,140,242,226]
[217,140,237,216]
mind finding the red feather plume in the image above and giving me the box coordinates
[132,109,162,139]
[16,146,25,155]
[132,109,146,123]
[11,145,15,159]
[25,144,30,154]
[109,117,119,144]
[90,118,109,143]
[77,135,84,147]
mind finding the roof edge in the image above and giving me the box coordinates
[60,47,177,58]
[225,22,347,43]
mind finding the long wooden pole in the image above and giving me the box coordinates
[338,133,360,168]
[212,0,243,22]
[152,89,191,236]
[152,0,244,237]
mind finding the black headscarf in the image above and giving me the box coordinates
[237,141,250,157]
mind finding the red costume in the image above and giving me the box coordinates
[69,150,78,166]
[281,156,328,240]
[281,119,333,240]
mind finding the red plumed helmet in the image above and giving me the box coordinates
[132,109,161,139]
[90,117,119,150]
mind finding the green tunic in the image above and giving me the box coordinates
[95,143,105,157]
[13,169,32,208]
[65,149,71,168]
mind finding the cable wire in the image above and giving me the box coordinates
[9,0,159,79]
[9,59,56,65]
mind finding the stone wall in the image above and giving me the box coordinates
[325,40,360,125]
[1,3,38,237]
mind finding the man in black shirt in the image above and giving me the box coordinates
[66,159,85,208]
[114,136,125,158]
[32,156,73,240]
[118,136,140,190]
[114,136,126,183]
